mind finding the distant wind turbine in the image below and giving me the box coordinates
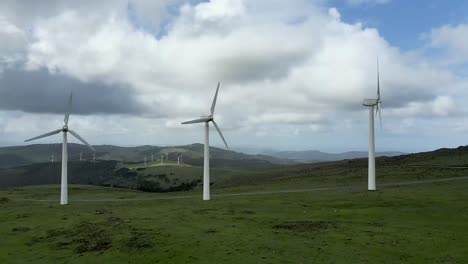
[362,59,382,191]
[181,82,229,201]
[25,92,95,205]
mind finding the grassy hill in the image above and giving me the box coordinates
[2,145,468,193]
[1,175,467,263]
[2,146,468,262]
[0,143,295,168]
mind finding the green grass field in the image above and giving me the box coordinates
[1,176,468,263]
[3,147,468,263]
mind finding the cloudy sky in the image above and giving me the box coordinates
[0,0,467,153]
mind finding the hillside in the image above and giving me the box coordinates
[1,145,468,192]
[0,143,295,168]
[265,150,405,162]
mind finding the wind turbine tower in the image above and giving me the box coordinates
[362,59,382,191]
[182,82,229,200]
[25,92,95,205]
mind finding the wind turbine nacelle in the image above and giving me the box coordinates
[62,126,69,132]
[201,115,214,121]
[363,99,378,106]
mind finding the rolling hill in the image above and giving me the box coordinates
[265,150,405,162]
[0,143,296,168]
[1,145,468,192]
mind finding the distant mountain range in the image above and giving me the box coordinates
[264,150,405,162]
[0,143,297,168]
[0,143,406,168]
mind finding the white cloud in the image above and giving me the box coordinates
[194,0,246,21]
[346,0,390,7]
[429,23,468,60]
[247,113,323,125]
[386,96,456,118]
[0,0,465,151]
[0,17,26,64]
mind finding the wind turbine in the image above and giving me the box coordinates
[181,82,229,201]
[25,92,95,205]
[362,59,382,191]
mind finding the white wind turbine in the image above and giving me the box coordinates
[182,82,229,201]
[362,59,382,191]
[25,93,95,205]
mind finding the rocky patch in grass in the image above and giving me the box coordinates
[16,213,29,219]
[12,227,31,233]
[27,221,112,253]
[26,220,158,254]
[204,228,218,234]
[273,221,336,232]
[192,208,217,214]
[72,222,113,253]
[95,208,113,215]
[124,228,154,250]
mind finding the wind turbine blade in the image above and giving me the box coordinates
[181,117,211,124]
[212,120,229,149]
[210,82,220,115]
[64,92,73,125]
[68,129,96,151]
[377,57,380,101]
[25,129,62,142]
